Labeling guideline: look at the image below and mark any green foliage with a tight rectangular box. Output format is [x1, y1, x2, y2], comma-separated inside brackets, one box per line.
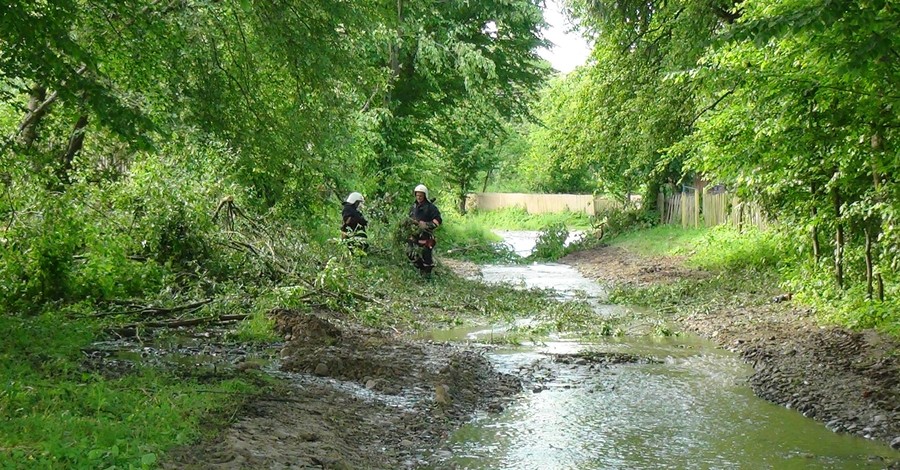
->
[438, 212, 519, 263]
[518, 75, 599, 194]
[593, 206, 657, 237]
[232, 310, 280, 343]
[685, 227, 786, 272]
[361, 0, 550, 197]
[530, 224, 569, 261]
[606, 225, 707, 258]
[608, 224, 784, 272]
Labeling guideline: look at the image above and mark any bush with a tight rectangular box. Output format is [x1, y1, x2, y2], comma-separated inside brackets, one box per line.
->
[530, 223, 569, 261]
[0, 194, 84, 312]
[593, 207, 657, 238]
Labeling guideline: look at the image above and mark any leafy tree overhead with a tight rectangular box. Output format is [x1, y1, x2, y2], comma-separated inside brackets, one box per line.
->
[429, 96, 506, 214]
[363, 0, 550, 198]
[682, 0, 899, 297]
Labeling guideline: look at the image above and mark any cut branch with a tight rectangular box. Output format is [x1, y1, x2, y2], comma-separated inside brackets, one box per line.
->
[92, 298, 214, 318]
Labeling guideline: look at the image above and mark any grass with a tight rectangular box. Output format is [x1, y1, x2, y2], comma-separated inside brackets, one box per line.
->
[462, 207, 592, 231]
[610, 225, 784, 271]
[0, 311, 259, 468]
[605, 224, 899, 338]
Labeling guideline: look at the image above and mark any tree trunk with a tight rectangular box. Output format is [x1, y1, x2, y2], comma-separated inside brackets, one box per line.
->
[481, 168, 492, 193]
[18, 84, 51, 148]
[832, 186, 844, 290]
[457, 192, 467, 215]
[864, 225, 873, 300]
[57, 114, 89, 185]
[810, 183, 820, 261]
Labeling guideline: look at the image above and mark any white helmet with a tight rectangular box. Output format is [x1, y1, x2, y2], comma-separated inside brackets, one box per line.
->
[345, 192, 364, 204]
[413, 184, 429, 199]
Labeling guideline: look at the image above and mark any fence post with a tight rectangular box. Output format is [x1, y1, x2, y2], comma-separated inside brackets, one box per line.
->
[694, 188, 701, 228]
[657, 193, 664, 224]
[681, 192, 687, 228]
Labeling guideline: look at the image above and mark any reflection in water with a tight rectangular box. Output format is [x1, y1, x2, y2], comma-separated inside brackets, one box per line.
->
[430, 244, 898, 469]
[438, 338, 896, 469]
[491, 230, 585, 258]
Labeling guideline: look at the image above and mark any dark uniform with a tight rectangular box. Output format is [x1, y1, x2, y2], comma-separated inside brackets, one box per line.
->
[407, 199, 442, 274]
[341, 201, 368, 252]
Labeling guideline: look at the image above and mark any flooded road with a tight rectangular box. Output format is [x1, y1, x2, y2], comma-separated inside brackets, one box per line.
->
[425, 232, 898, 469]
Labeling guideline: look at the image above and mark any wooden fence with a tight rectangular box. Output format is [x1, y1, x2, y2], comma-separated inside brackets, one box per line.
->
[657, 188, 768, 230]
[467, 192, 630, 216]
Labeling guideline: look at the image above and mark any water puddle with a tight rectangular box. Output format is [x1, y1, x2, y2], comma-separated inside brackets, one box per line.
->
[428, 232, 898, 469]
[83, 327, 279, 376]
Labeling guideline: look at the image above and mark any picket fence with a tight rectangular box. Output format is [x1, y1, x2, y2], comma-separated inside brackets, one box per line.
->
[657, 188, 768, 230]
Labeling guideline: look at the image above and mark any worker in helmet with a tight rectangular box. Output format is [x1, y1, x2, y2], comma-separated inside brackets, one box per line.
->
[341, 192, 368, 252]
[407, 184, 442, 274]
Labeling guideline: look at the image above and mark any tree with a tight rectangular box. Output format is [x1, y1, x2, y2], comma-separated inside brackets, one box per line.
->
[362, 0, 550, 199]
[429, 97, 506, 213]
[683, 0, 899, 296]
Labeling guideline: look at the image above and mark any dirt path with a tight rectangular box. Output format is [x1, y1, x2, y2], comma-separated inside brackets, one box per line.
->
[563, 245, 900, 451]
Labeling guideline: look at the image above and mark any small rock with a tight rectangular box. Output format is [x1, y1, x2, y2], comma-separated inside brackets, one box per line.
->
[235, 361, 261, 371]
[771, 293, 792, 303]
[366, 379, 377, 390]
[532, 386, 543, 393]
[400, 439, 415, 448]
[890, 436, 900, 450]
[284, 334, 292, 341]
[314, 362, 329, 376]
[435, 383, 451, 405]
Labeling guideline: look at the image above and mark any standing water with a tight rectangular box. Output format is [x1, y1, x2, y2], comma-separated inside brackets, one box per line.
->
[426, 232, 898, 469]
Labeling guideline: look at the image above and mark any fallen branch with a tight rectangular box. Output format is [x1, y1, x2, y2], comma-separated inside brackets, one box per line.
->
[92, 298, 213, 318]
[109, 314, 249, 336]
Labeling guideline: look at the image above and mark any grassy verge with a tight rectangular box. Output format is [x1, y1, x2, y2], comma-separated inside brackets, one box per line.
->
[604, 225, 899, 337]
[461, 207, 592, 231]
[0, 311, 261, 468]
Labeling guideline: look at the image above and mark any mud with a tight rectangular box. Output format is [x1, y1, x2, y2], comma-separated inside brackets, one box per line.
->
[163, 309, 522, 469]
[563, 244, 900, 450]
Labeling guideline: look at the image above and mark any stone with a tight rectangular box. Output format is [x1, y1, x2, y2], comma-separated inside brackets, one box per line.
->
[890, 436, 900, 450]
[314, 362, 329, 376]
[366, 379, 377, 390]
[435, 383, 451, 405]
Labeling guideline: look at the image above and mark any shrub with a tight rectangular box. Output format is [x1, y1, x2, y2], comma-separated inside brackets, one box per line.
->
[530, 223, 569, 261]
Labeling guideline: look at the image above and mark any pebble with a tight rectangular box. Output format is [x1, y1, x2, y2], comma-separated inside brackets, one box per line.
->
[314, 362, 329, 376]
[891, 436, 900, 450]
